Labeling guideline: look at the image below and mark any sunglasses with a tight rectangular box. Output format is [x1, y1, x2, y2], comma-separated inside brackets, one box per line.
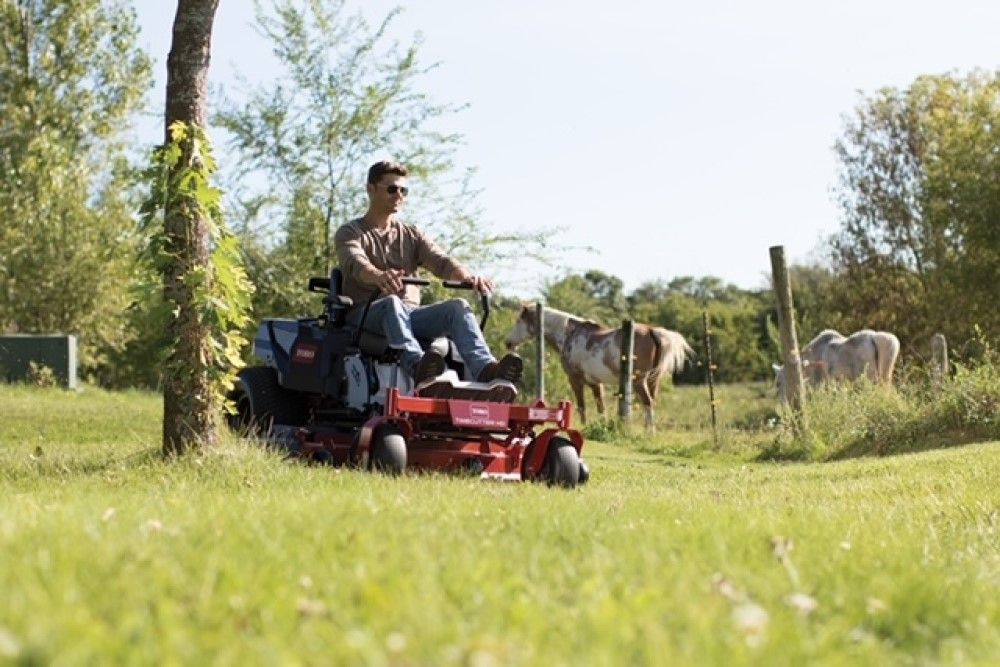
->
[385, 185, 409, 196]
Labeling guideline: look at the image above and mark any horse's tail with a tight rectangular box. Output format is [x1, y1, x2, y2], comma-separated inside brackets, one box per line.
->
[651, 327, 694, 378]
[873, 331, 900, 383]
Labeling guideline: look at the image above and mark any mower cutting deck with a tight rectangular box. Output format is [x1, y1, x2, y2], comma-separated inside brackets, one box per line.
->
[290, 384, 585, 485]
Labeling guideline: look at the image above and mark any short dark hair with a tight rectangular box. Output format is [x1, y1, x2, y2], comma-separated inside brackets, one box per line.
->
[367, 160, 408, 185]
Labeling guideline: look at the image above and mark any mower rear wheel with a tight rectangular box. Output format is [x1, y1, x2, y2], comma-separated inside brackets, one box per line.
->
[540, 436, 581, 488]
[227, 366, 306, 436]
[370, 425, 407, 475]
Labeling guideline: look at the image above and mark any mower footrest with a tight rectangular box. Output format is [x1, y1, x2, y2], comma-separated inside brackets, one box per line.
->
[415, 372, 517, 403]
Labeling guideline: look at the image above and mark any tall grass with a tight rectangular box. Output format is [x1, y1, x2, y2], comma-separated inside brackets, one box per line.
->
[763, 356, 1000, 461]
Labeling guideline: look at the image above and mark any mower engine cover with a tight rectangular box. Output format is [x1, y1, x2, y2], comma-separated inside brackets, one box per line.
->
[253, 318, 353, 397]
[344, 354, 414, 410]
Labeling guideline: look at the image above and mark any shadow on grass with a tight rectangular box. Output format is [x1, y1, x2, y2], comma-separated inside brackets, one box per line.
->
[5, 446, 164, 482]
[755, 426, 999, 463]
[823, 426, 997, 461]
[754, 442, 812, 462]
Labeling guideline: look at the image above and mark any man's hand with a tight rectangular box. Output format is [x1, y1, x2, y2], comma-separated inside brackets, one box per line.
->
[375, 268, 406, 294]
[464, 274, 495, 295]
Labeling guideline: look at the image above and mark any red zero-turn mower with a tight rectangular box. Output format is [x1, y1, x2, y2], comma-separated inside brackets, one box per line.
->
[228, 269, 589, 487]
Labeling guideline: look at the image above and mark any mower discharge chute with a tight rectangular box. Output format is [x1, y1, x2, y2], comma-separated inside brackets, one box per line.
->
[229, 269, 589, 487]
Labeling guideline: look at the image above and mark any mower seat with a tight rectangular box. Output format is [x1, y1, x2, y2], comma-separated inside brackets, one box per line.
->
[355, 330, 450, 361]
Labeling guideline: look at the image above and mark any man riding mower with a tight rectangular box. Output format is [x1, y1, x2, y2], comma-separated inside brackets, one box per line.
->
[229, 269, 589, 487]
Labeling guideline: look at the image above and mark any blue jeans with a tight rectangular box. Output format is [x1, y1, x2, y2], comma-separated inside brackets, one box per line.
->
[348, 296, 495, 379]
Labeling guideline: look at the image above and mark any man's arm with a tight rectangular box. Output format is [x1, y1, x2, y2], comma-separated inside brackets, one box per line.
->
[334, 224, 379, 284]
[411, 225, 462, 278]
[411, 225, 494, 294]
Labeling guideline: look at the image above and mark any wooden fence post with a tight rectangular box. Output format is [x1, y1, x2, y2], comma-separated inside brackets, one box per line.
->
[702, 311, 719, 448]
[931, 333, 948, 393]
[618, 319, 635, 421]
[769, 245, 807, 434]
[535, 302, 545, 401]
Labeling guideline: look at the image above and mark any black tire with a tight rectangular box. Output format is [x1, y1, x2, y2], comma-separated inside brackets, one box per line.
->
[310, 449, 334, 466]
[540, 437, 581, 488]
[227, 366, 306, 435]
[370, 425, 407, 475]
[269, 424, 304, 457]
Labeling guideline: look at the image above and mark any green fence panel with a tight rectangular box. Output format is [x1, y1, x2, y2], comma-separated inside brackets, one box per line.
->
[0, 335, 78, 389]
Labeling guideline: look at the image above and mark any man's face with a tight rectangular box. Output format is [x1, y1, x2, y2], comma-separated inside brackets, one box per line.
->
[367, 174, 409, 215]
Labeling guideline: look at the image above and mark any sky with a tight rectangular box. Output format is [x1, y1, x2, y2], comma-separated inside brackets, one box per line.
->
[134, 1, 1000, 296]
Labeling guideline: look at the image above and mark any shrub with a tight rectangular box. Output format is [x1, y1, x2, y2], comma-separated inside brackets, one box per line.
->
[27, 362, 58, 388]
[581, 417, 631, 442]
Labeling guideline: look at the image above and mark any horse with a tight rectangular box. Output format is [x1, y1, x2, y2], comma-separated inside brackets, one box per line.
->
[504, 304, 694, 428]
[773, 329, 901, 402]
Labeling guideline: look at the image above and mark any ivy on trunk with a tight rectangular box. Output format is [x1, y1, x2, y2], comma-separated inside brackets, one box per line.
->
[148, 0, 254, 456]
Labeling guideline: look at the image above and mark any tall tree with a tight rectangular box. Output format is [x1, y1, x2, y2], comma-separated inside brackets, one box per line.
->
[0, 0, 151, 378]
[542, 270, 629, 325]
[631, 277, 773, 383]
[833, 72, 1000, 351]
[160, 0, 222, 454]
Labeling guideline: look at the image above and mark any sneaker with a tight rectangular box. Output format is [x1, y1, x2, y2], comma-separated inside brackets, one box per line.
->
[477, 353, 523, 383]
[412, 350, 447, 384]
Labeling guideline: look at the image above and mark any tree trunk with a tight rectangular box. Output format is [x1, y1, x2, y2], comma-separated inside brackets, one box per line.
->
[162, 0, 220, 456]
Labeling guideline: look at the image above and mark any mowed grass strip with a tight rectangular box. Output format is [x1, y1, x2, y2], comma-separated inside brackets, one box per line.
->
[1, 386, 998, 665]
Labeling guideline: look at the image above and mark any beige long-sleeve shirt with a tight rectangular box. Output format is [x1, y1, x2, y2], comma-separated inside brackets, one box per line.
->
[334, 217, 465, 309]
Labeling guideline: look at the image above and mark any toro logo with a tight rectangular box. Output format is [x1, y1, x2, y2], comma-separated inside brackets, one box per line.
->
[292, 343, 319, 365]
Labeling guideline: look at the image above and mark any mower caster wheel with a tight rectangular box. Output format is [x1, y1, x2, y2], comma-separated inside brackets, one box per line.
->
[541, 436, 581, 488]
[370, 425, 407, 475]
[578, 459, 590, 485]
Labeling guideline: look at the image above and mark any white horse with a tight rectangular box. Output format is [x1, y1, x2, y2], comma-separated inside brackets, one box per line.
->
[774, 329, 901, 402]
[505, 304, 694, 427]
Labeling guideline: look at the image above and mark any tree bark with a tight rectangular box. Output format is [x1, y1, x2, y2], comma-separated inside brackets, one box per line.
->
[162, 0, 220, 456]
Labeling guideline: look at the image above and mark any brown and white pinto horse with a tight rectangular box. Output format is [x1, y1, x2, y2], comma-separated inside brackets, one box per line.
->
[505, 304, 694, 428]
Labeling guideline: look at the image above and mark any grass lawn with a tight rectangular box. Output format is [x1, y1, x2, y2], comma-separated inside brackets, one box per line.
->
[1, 384, 998, 665]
